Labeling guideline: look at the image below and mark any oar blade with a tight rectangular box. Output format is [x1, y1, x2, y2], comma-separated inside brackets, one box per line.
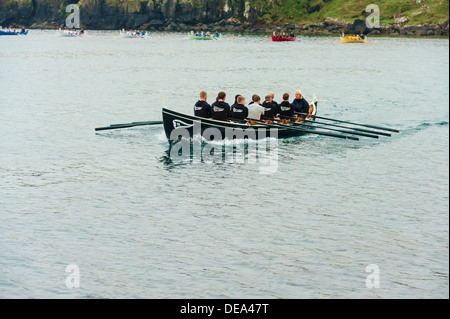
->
[95, 120, 163, 131]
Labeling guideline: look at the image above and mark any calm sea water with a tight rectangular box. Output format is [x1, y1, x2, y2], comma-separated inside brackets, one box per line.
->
[0, 30, 448, 299]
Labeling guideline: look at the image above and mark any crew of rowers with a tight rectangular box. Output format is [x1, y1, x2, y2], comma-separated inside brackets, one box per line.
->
[61, 28, 85, 35]
[194, 90, 314, 125]
[0, 26, 27, 34]
[273, 31, 296, 38]
[342, 33, 366, 40]
[193, 31, 221, 38]
[125, 29, 146, 36]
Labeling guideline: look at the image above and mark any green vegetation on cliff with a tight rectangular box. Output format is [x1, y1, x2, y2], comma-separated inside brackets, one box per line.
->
[1, 0, 448, 28]
[256, 0, 448, 25]
[102, 0, 449, 25]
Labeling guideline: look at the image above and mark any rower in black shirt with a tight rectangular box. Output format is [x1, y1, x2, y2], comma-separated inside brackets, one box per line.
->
[278, 93, 296, 120]
[211, 91, 231, 121]
[230, 96, 248, 122]
[230, 94, 241, 110]
[194, 91, 211, 118]
[262, 93, 279, 119]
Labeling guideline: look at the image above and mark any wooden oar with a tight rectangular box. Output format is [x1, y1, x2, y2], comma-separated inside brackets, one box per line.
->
[303, 119, 392, 137]
[248, 119, 359, 141]
[296, 112, 400, 133]
[95, 120, 162, 131]
[265, 116, 378, 138]
[266, 117, 377, 138]
[289, 121, 379, 139]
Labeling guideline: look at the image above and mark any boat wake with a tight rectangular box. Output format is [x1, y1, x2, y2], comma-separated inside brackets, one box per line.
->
[414, 120, 449, 131]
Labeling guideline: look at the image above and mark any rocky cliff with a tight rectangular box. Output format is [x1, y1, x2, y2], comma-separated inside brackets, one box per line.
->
[0, 0, 264, 29]
[1, 0, 448, 36]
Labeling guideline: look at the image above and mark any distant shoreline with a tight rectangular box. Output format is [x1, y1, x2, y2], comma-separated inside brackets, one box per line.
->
[17, 19, 449, 38]
[22, 23, 450, 38]
[2, 0, 448, 38]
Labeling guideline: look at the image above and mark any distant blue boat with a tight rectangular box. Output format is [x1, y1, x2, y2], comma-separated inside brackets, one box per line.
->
[0, 29, 28, 36]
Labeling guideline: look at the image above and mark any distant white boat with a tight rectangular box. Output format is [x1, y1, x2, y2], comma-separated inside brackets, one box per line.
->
[57, 28, 85, 37]
[120, 29, 148, 38]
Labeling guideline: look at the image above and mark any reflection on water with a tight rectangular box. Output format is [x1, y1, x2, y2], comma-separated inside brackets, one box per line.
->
[159, 136, 280, 175]
[0, 31, 448, 298]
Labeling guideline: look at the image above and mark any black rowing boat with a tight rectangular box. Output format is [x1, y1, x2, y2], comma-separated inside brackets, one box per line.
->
[162, 99, 318, 142]
[95, 98, 399, 141]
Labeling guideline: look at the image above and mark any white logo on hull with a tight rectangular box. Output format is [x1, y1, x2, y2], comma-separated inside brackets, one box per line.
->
[173, 119, 194, 129]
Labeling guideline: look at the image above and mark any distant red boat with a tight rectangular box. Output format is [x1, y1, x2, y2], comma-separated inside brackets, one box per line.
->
[271, 34, 296, 42]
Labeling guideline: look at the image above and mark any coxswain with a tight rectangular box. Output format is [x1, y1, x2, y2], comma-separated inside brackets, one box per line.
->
[292, 90, 309, 121]
[194, 91, 212, 118]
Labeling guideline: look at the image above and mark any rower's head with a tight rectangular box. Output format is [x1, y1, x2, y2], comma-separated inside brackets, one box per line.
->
[269, 91, 275, 99]
[237, 96, 246, 105]
[252, 94, 261, 104]
[283, 93, 289, 101]
[295, 90, 303, 99]
[200, 91, 207, 101]
[217, 91, 226, 101]
[234, 94, 241, 104]
[265, 94, 271, 103]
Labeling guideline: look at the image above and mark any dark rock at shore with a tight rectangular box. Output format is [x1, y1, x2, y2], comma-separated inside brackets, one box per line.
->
[0, 0, 33, 26]
[345, 19, 381, 35]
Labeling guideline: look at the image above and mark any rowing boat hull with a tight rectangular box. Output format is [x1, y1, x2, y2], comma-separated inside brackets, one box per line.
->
[340, 36, 367, 43]
[162, 107, 317, 142]
[57, 31, 84, 37]
[187, 33, 221, 40]
[0, 30, 28, 36]
[271, 35, 296, 42]
[120, 31, 147, 38]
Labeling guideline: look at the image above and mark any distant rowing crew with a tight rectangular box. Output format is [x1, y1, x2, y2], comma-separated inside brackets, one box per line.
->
[57, 28, 85, 36]
[191, 31, 221, 38]
[120, 29, 148, 38]
[193, 90, 315, 124]
[0, 26, 28, 35]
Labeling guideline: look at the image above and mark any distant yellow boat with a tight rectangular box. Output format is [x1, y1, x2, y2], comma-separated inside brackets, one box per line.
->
[340, 36, 367, 43]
